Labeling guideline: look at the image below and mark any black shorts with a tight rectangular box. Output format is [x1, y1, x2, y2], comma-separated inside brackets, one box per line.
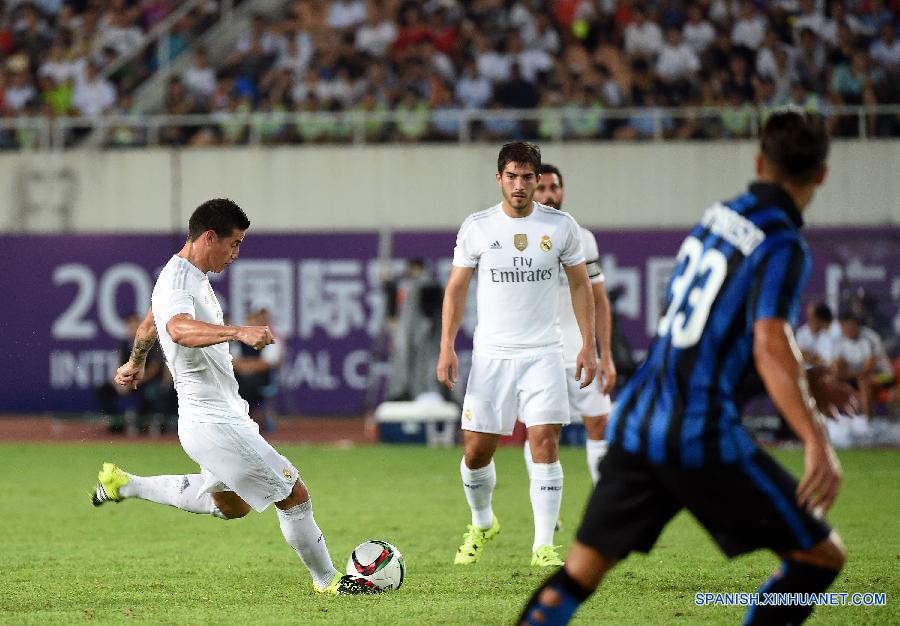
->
[576, 445, 832, 559]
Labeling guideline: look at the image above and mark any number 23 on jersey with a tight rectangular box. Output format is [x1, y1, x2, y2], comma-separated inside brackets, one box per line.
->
[657, 237, 728, 349]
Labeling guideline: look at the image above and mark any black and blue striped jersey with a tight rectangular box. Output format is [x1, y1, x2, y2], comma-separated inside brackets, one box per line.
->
[608, 183, 812, 467]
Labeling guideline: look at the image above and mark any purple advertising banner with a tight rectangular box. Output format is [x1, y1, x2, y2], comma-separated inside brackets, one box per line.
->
[1, 227, 897, 415]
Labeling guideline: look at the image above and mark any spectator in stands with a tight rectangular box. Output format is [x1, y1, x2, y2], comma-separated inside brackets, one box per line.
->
[160, 76, 197, 144]
[355, 2, 396, 58]
[474, 32, 512, 84]
[730, 0, 768, 51]
[327, 0, 367, 33]
[870, 24, 900, 73]
[494, 62, 540, 109]
[656, 26, 700, 103]
[95, 4, 142, 59]
[795, 28, 828, 94]
[183, 47, 216, 103]
[72, 60, 115, 117]
[532, 11, 561, 55]
[13, 3, 51, 69]
[393, 88, 428, 142]
[756, 31, 796, 104]
[5, 55, 36, 112]
[624, 4, 663, 60]
[391, 2, 429, 58]
[682, 4, 716, 55]
[455, 57, 492, 109]
[427, 6, 458, 54]
[796, 301, 837, 367]
[565, 84, 605, 139]
[509, 31, 552, 84]
[351, 89, 389, 142]
[232, 308, 283, 430]
[832, 310, 893, 418]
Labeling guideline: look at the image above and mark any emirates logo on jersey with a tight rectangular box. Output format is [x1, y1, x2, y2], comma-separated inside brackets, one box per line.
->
[514, 234, 528, 251]
[540, 235, 552, 252]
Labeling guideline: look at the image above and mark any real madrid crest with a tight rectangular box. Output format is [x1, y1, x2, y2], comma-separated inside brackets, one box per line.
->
[540, 235, 552, 252]
[514, 234, 528, 251]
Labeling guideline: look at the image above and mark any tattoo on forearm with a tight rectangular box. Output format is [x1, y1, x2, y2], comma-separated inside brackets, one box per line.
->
[131, 333, 157, 364]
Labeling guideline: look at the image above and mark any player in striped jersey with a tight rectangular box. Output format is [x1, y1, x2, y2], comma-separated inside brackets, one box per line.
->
[520, 111, 850, 626]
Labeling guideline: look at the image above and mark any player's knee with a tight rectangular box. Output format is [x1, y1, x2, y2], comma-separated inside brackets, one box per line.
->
[790, 532, 846, 571]
[583, 415, 607, 440]
[529, 437, 559, 463]
[464, 449, 493, 469]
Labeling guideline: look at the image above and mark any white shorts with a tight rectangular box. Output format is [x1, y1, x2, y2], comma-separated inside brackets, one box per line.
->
[178, 420, 298, 512]
[462, 352, 569, 436]
[565, 366, 612, 423]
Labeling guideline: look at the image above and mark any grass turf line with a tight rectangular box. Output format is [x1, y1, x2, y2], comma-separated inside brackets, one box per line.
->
[0, 443, 897, 625]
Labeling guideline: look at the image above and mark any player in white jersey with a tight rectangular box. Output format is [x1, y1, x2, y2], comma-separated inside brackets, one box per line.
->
[91, 199, 377, 596]
[524, 163, 617, 486]
[437, 142, 597, 568]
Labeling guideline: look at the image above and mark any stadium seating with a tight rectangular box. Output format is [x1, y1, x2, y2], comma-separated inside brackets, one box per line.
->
[1, 0, 898, 147]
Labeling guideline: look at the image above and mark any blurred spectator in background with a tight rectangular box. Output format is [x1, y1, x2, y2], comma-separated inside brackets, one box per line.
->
[832, 310, 893, 418]
[796, 301, 838, 367]
[95, 312, 170, 435]
[386, 258, 443, 402]
[183, 47, 217, 105]
[232, 308, 283, 430]
[624, 4, 663, 60]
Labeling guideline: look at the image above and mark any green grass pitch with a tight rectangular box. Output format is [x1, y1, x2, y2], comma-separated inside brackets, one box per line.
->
[0, 443, 897, 625]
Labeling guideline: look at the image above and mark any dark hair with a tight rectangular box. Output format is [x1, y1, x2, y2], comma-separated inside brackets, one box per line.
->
[497, 141, 541, 175]
[538, 163, 563, 187]
[813, 302, 833, 323]
[188, 198, 250, 241]
[837, 309, 858, 323]
[760, 109, 829, 185]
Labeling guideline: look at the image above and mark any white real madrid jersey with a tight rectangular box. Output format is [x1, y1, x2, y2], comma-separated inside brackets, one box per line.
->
[452, 202, 585, 358]
[152, 255, 250, 423]
[559, 226, 605, 368]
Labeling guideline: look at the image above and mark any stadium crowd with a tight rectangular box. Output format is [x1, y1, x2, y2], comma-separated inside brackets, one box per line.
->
[1, 0, 899, 145]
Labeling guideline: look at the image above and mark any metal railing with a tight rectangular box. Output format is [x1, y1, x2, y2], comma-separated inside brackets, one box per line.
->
[1, 104, 898, 150]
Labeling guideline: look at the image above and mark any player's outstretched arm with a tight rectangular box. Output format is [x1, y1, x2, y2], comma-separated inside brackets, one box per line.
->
[436, 266, 474, 391]
[114, 307, 157, 389]
[565, 262, 597, 389]
[753, 319, 842, 513]
[593, 282, 616, 394]
[167, 313, 274, 350]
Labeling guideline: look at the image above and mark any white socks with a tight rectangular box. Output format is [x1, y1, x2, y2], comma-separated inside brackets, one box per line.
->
[277, 499, 338, 590]
[526, 439, 608, 485]
[119, 474, 226, 518]
[460, 458, 496, 529]
[529, 461, 563, 552]
[586, 439, 609, 485]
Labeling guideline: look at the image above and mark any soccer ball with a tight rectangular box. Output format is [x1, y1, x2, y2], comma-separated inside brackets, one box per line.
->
[346, 540, 405, 590]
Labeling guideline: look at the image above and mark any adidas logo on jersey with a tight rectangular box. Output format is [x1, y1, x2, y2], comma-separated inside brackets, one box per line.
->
[489, 241, 502, 249]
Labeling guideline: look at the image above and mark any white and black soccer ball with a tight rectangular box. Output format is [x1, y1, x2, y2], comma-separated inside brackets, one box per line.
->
[346, 540, 405, 590]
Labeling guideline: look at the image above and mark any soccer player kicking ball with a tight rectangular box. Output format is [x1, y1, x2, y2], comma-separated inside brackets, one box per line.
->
[526, 163, 617, 486]
[520, 111, 849, 625]
[437, 142, 597, 567]
[92, 199, 377, 596]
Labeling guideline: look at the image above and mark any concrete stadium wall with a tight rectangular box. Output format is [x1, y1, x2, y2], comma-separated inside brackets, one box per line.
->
[1, 141, 897, 232]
